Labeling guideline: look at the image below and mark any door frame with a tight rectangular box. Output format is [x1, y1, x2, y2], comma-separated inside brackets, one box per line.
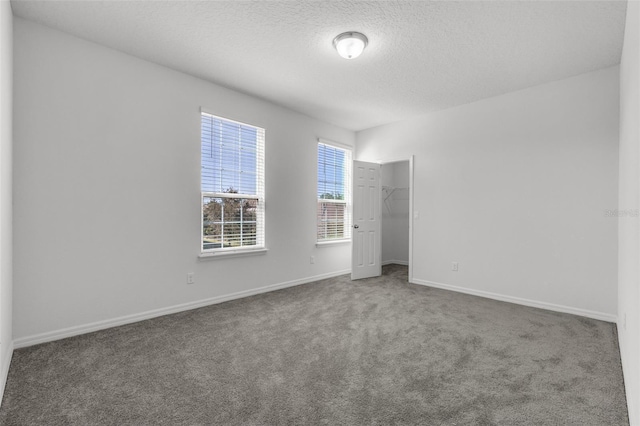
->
[377, 155, 414, 283]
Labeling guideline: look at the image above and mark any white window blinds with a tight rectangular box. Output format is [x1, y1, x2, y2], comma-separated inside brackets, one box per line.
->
[201, 112, 265, 252]
[317, 141, 352, 241]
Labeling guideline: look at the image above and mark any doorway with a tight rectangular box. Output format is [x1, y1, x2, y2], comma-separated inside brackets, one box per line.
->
[350, 156, 414, 282]
[380, 158, 413, 282]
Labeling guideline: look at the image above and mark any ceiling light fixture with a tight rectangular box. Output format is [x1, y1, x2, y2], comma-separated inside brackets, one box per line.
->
[333, 32, 368, 59]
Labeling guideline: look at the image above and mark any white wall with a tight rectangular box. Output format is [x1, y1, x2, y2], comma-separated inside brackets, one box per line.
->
[13, 18, 354, 343]
[618, 1, 639, 423]
[358, 67, 620, 320]
[381, 161, 409, 265]
[0, 0, 13, 399]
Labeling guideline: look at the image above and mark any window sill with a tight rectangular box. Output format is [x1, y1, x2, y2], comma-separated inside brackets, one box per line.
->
[199, 248, 268, 260]
[316, 239, 351, 248]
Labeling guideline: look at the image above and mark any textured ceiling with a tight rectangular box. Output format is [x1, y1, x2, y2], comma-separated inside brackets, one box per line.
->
[11, 0, 627, 131]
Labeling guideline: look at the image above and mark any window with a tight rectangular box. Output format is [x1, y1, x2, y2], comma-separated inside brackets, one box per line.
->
[317, 140, 352, 242]
[201, 112, 265, 253]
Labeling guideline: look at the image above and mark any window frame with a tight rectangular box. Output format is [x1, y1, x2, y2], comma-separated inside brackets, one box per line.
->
[200, 110, 266, 256]
[316, 138, 353, 244]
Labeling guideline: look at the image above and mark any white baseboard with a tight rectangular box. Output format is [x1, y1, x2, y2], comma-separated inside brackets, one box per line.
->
[0, 341, 14, 408]
[382, 260, 409, 266]
[14, 269, 350, 349]
[411, 278, 617, 323]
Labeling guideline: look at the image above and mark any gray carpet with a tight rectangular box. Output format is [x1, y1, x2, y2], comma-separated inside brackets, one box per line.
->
[0, 265, 628, 425]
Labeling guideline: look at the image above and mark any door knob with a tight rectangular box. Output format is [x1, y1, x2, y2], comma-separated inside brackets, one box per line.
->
[354, 224, 359, 229]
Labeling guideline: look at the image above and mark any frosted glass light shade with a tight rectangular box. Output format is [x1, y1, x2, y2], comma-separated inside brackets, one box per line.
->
[333, 32, 368, 59]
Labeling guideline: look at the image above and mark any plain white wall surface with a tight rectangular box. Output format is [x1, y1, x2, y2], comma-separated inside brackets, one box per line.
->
[357, 66, 620, 319]
[381, 161, 409, 265]
[618, 1, 639, 424]
[0, 0, 13, 399]
[13, 18, 354, 342]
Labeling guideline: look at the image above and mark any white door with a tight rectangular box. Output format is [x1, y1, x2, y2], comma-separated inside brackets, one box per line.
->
[352, 160, 381, 280]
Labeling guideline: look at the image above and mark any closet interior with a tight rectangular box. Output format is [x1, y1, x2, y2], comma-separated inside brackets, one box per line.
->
[380, 161, 410, 273]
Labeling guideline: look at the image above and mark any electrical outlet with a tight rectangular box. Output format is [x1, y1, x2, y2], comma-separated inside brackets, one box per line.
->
[310, 256, 315, 264]
[187, 273, 195, 285]
[451, 262, 459, 272]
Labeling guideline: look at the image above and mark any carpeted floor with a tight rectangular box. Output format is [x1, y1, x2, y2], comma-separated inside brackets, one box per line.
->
[0, 265, 629, 425]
